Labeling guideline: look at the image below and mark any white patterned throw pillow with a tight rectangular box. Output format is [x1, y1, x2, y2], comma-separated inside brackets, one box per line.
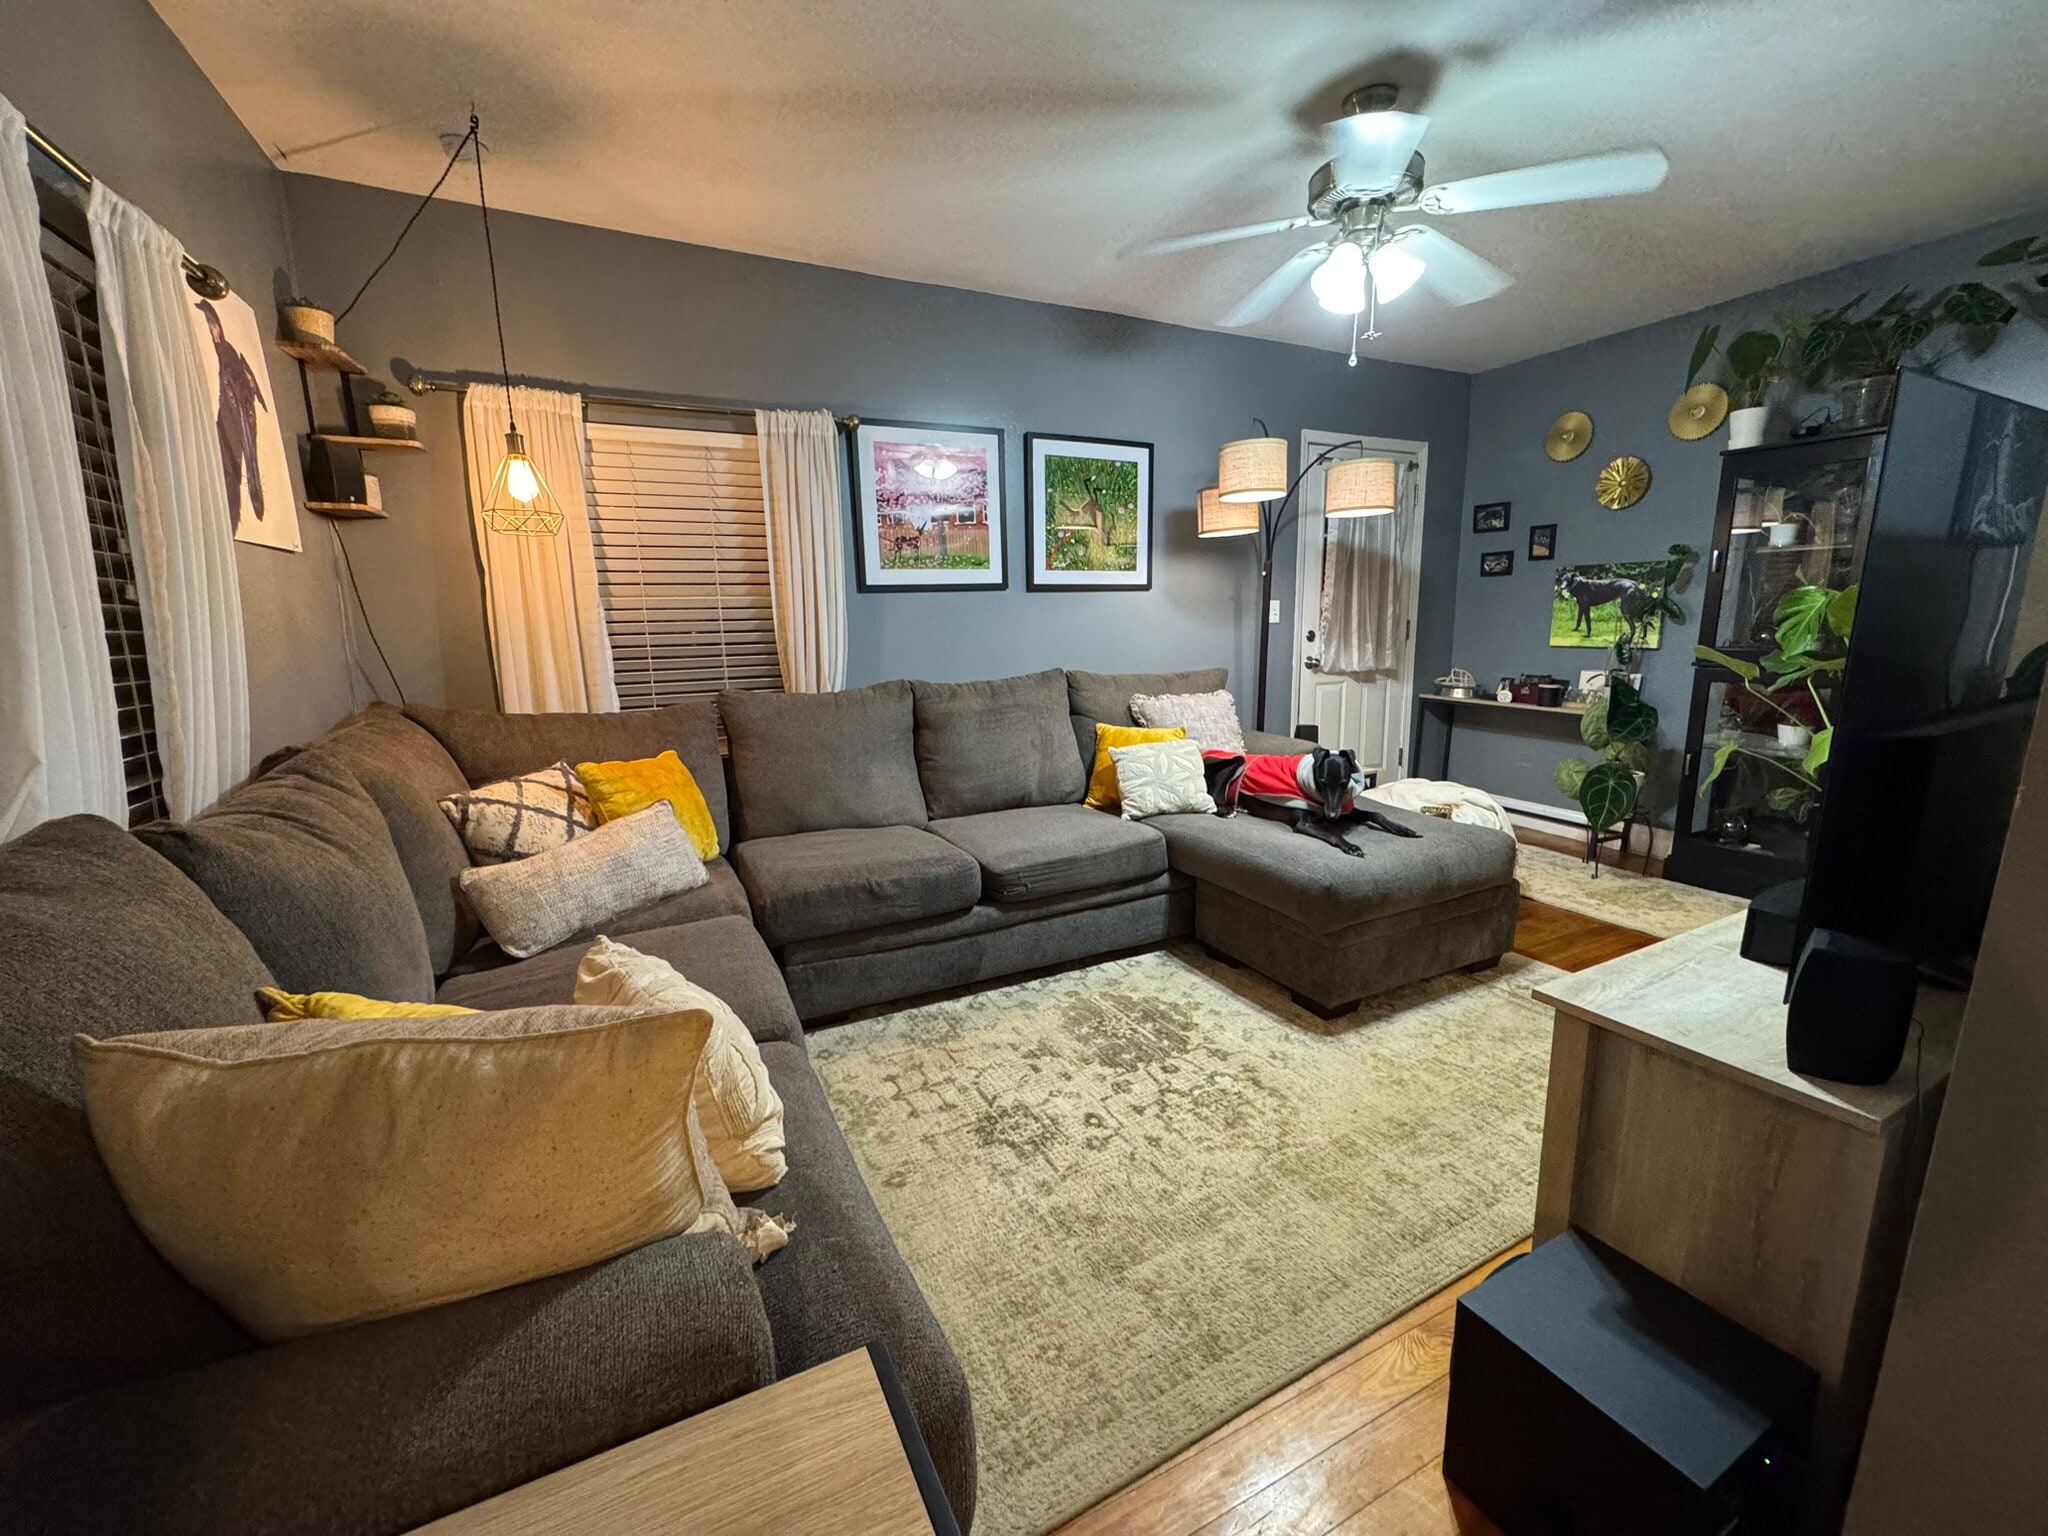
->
[1109, 739, 1218, 820]
[439, 761, 595, 865]
[1128, 689, 1247, 753]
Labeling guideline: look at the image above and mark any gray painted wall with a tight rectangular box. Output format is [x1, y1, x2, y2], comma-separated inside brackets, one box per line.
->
[5, 0, 357, 760]
[1450, 209, 2048, 824]
[280, 174, 1471, 730]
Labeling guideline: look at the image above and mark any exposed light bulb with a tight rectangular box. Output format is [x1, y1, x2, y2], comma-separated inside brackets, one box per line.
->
[1310, 241, 1367, 315]
[504, 454, 541, 505]
[1368, 240, 1425, 303]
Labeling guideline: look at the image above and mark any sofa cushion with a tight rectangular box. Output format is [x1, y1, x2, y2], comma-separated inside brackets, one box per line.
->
[912, 669, 1085, 818]
[720, 680, 925, 840]
[730, 826, 982, 947]
[436, 914, 803, 1049]
[1067, 666, 1229, 727]
[1153, 805, 1517, 934]
[407, 699, 731, 852]
[442, 860, 750, 975]
[138, 747, 436, 1003]
[929, 804, 1167, 901]
[742, 1042, 976, 1528]
[0, 816, 266, 1416]
[316, 703, 478, 974]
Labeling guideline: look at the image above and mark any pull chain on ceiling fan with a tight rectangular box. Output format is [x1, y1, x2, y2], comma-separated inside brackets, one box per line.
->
[1143, 84, 1670, 361]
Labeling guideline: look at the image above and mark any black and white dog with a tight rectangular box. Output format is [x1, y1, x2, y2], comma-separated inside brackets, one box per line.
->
[1203, 746, 1422, 859]
[1556, 569, 1652, 638]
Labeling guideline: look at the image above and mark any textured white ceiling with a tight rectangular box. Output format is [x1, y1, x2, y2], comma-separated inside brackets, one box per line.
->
[151, 0, 2048, 372]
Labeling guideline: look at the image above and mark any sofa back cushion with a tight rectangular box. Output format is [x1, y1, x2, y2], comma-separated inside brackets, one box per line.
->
[720, 681, 926, 840]
[314, 703, 478, 974]
[406, 699, 731, 852]
[0, 816, 268, 1415]
[1065, 666, 1229, 769]
[912, 669, 1085, 819]
[139, 749, 436, 1003]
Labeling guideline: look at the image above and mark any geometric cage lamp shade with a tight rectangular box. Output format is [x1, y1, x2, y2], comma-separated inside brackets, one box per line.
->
[481, 427, 564, 536]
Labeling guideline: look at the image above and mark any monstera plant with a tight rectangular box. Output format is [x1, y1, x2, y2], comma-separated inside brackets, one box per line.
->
[1553, 544, 1697, 846]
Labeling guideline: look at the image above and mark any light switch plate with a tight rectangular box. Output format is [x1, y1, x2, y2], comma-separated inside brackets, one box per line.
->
[1268, 599, 1281, 624]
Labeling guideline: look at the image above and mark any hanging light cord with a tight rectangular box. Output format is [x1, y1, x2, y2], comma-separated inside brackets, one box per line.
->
[334, 120, 477, 324]
[470, 111, 517, 436]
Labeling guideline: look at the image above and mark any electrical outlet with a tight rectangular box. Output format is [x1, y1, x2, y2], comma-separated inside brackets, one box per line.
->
[1268, 599, 1281, 624]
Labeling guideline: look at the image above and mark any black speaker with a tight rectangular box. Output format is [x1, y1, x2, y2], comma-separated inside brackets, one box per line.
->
[1741, 878, 1804, 967]
[1785, 928, 1917, 1084]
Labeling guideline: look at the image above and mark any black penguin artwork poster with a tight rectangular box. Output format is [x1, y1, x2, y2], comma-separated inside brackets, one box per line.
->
[186, 291, 301, 552]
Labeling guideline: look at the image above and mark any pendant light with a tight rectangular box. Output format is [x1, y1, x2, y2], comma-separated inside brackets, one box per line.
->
[1325, 457, 1397, 518]
[468, 114, 561, 537]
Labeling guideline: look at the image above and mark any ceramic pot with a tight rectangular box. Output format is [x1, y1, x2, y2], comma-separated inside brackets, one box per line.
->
[1836, 375, 1898, 429]
[366, 402, 417, 438]
[1766, 520, 1801, 548]
[1727, 406, 1771, 450]
[279, 303, 335, 345]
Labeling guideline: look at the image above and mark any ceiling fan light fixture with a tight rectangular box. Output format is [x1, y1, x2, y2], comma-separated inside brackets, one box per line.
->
[1368, 240, 1426, 303]
[1309, 240, 1367, 315]
[1325, 457, 1397, 518]
[1218, 436, 1289, 503]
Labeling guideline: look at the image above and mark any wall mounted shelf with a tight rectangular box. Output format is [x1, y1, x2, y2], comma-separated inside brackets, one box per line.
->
[309, 433, 425, 453]
[304, 500, 387, 519]
[277, 337, 365, 374]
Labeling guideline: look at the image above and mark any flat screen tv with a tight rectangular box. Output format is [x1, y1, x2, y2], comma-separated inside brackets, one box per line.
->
[1798, 372, 2048, 988]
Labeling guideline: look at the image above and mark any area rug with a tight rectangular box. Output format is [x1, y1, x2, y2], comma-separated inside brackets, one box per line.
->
[809, 944, 1562, 1536]
[1515, 843, 1747, 938]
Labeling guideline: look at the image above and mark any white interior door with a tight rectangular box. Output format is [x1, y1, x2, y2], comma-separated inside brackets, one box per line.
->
[1291, 431, 1425, 784]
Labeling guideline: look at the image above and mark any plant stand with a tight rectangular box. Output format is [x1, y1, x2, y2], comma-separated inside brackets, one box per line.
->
[1582, 814, 1646, 878]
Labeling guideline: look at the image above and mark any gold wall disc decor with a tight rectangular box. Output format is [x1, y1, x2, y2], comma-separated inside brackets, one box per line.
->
[1544, 410, 1594, 462]
[1668, 382, 1730, 441]
[1595, 455, 1652, 509]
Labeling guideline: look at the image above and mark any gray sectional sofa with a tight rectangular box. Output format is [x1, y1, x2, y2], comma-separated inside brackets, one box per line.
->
[0, 663, 1517, 1535]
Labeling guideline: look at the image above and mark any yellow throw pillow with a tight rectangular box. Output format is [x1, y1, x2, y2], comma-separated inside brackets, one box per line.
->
[576, 750, 719, 861]
[259, 988, 478, 1022]
[1085, 723, 1188, 811]
[573, 936, 786, 1192]
[74, 1005, 791, 1341]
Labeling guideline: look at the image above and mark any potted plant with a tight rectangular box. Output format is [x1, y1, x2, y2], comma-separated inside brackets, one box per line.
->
[1695, 581, 1857, 823]
[1794, 278, 2019, 428]
[366, 387, 418, 440]
[1687, 326, 1787, 447]
[1553, 545, 1697, 873]
[277, 295, 335, 348]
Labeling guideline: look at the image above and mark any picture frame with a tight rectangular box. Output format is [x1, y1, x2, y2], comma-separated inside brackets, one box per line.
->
[1025, 433, 1153, 591]
[847, 419, 1007, 592]
[1472, 500, 1511, 534]
[1480, 550, 1515, 578]
[1528, 523, 1557, 561]
[1551, 560, 1674, 649]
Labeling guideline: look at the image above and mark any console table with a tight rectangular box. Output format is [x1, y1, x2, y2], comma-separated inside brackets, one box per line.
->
[411, 1343, 958, 1535]
[1532, 915, 1963, 1524]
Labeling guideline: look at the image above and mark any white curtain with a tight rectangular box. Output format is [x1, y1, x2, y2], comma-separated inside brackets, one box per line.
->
[0, 98, 126, 839]
[88, 181, 248, 818]
[1318, 456, 1411, 676]
[755, 408, 846, 693]
[461, 384, 618, 713]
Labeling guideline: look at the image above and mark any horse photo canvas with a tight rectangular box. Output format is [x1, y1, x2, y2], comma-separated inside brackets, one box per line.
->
[850, 420, 1005, 590]
[1026, 433, 1152, 590]
[1551, 560, 1672, 649]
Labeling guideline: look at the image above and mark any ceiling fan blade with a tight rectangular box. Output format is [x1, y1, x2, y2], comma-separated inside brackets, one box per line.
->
[1419, 148, 1669, 215]
[1394, 226, 1513, 306]
[1323, 110, 1431, 191]
[1137, 216, 1318, 256]
[1221, 243, 1334, 328]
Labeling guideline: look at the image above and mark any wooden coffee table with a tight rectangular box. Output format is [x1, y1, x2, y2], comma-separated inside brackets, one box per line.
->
[411, 1342, 960, 1535]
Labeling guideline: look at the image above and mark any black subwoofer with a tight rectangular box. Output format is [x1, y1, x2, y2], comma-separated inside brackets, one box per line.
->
[1784, 927, 1919, 1085]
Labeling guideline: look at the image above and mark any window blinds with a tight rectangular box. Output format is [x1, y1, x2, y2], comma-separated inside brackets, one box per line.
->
[583, 421, 782, 708]
[40, 224, 168, 826]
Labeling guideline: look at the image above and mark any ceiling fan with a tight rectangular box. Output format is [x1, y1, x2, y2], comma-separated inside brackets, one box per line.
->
[1146, 85, 1669, 362]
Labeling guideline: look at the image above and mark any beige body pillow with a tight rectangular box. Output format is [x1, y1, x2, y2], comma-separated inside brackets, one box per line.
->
[75, 1005, 788, 1341]
[574, 937, 786, 1192]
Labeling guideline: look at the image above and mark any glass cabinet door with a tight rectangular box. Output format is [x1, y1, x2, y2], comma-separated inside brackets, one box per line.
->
[1687, 673, 1833, 872]
[1712, 442, 1876, 652]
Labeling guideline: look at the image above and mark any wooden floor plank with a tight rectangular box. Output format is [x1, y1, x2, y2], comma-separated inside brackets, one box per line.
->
[1512, 896, 1660, 973]
[1326, 1459, 1502, 1536]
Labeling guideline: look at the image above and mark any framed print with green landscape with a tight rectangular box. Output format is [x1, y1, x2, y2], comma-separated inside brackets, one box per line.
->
[1025, 433, 1153, 590]
[1551, 560, 1672, 649]
[848, 419, 1006, 591]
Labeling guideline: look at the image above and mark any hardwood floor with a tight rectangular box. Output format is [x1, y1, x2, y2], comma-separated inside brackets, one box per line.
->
[1050, 896, 1656, 1535]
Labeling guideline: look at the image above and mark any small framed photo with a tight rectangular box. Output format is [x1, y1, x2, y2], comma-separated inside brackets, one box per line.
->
[1528, 523, 1557, 561]
[1473, 500, 1511, 534]
[1026, 433, 1153, 591]
[1480, 550, 1515, 578]
[848, 419, 1007, 592]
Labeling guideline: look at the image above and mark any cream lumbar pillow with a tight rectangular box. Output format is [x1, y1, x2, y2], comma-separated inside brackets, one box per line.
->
[74, 1004, 790, 1342]
[574, 937, 786, 1192]
[459, 801, 708, 959]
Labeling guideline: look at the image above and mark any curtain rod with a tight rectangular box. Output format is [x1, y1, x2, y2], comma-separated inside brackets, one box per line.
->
[407, 371, 859, 428]
[23, 118, 230, 298]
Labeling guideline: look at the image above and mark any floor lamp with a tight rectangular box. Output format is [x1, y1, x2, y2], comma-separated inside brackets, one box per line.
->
[1201, 430, 1396, 731]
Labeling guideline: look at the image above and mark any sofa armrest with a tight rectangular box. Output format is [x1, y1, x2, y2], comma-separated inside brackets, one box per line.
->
[0, 1231, 774, 1535]
[1243, 728, 1318, 756]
